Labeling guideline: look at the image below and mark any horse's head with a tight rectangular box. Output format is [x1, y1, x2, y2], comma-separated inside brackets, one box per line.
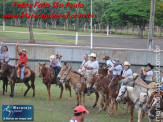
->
[57, 62, 69, 82]
[0, 62, 8, 74]
[59, 67, 71, 84]
[92, 74, 104, 92]
[38, 63, 46, 77]
[109, 75, 119, 88]
[138, 92, 148, 107]
[116, 85, 128, 102]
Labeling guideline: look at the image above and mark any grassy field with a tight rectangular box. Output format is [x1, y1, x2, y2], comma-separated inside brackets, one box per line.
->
[0, 26, 140, 41]
[0, 77, 149, 122]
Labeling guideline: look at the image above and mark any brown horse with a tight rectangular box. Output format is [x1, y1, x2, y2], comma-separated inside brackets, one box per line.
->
[0, 62, 35, 97]
[93, 75, 119, 117]
[39, 63, 69, 101]
[57, 63, 72, 100]
[58, 63, 99, 107]
[58, 66, 87, 106]
[98, 64, 108, 76]
[0, 61, 8, 95]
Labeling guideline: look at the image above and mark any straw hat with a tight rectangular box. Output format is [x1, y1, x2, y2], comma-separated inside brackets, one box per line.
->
[103, 56, 110, 60]
[88, 53, 96, 57]
[124, 61, 131, 67]
[21, 49, 27, 52]
[50, 55, 55, 61]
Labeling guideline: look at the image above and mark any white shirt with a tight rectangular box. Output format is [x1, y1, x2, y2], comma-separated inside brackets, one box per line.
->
[145, 70, 153, 81]
[81, 60, 89, 72]
[122, 68, 132, 78]
[86, 60, 99, 75]
[106, 60, 115, 67]
[109, 64, 122, 75]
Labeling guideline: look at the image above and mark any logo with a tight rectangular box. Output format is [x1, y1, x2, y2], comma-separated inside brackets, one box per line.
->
[2, 105, 33, 121]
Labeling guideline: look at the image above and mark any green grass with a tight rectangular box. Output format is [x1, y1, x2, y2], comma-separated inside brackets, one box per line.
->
[0, 77, 149, 122]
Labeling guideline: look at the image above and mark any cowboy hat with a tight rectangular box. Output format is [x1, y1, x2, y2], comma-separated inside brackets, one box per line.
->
[103, 56, 110, 60]
[50, 55, 55, 61]
[88, 53, 96, 57]
[21, 49, 27, 52]
[124, 61, 131, 67]
[146, 63, 154, 69]
[114, 58, 120, 62]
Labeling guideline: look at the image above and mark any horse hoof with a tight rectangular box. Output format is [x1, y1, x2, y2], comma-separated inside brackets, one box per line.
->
[69, 97, 72, 100]
[93, 104, 96, 108]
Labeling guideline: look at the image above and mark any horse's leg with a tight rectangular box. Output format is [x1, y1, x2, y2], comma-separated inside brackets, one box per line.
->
[115, 99, 119, 118]
[109, 98, 114, 116]
[5, 79, 8, 93]
[2, 80, 5, 95]
[67, 83, 72, 100]
[59, 84, 63, 100]
[98, 95, 104, 113]
[138, 108, 142, 122]
[10, 82, 15, 98]
[30, 73, 35, 97]
[79, 92, 82, 105]
[76, 93, 79, 106]
[24, 80, 31, 96]
[93, 91, 99, 108]
[47, 83, 51, 101]
[125, 102, 130, 114]
[129, 104, 134, 122]
[104, 95, 108, 111]
[82, 92, 85, 106]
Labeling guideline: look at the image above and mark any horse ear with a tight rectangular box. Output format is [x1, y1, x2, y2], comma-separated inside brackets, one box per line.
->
[44, 63, 46, 66]
[133, 73, 139, 80]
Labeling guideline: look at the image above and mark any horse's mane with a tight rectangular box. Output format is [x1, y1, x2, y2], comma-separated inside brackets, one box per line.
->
[136, 77, 149, 88]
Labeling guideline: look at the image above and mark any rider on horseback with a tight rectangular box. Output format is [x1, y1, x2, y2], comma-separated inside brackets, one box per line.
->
[16, 42, 28, 81]
[122, 61, 132, 78]
[0, 41, 10, 63]
[50, 52, 62, 77]
[108, 58, 122, 80]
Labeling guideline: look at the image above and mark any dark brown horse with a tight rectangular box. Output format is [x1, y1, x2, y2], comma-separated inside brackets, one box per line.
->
[98, 64, 108, 76]
[39, 63, 72, 101]
[0, 61, 8, 95]
[0, 62, 35, 97]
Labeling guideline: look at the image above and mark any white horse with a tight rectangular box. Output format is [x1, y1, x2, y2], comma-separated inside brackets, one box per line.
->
[116, 85, 155, 122]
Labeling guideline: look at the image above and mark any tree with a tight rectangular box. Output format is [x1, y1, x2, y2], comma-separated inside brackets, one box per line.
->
[103, 0, 150, 38]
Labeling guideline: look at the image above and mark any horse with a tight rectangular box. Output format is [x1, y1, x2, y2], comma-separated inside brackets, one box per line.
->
[117, 74, 155, 122]
[93, 74, 119, 118]
[98, 64, 108, 76]
[148, 95, 163, 120]
[0, 62, 35, 97]
[39, 63, 71, 101]
[0, 61, 8, 95]
[58, 65, 88, 106]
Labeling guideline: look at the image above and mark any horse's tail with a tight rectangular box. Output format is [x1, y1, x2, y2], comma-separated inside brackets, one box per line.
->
[30, 70, 36, 83]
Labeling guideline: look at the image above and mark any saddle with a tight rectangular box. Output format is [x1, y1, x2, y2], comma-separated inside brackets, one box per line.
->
[17, 67, 31, 78]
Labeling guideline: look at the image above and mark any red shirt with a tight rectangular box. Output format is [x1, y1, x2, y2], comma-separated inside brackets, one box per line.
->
[18, 52, 28, 66]
[69, 117, 80, 122]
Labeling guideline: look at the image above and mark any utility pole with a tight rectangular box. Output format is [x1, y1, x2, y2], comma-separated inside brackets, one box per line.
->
[3, 0, 5, 32]
[75, 0, 79, 45]
[90, 0, 93, 49]
[148, 0, 155, 50]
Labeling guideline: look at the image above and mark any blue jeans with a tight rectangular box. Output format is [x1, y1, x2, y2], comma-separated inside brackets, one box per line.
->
[53, 66, 61, 76]
[21, 67, 25, 79]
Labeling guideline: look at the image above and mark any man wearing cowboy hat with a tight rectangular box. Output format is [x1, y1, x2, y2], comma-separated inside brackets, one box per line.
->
[16, 42, 28, 80]
[141, 63, 154, 84]
[108, 58, 122, 79]
[78, 54, 89, 74]
[0, 41, 10, 63]
[85, 53, 99, 76]
[122, 61, 133, 78]
[103, 56, 115, 69]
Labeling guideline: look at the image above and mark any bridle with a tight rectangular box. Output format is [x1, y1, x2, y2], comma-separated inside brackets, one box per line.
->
[60, 67, 72, 83]
[117, 86, 128, 101]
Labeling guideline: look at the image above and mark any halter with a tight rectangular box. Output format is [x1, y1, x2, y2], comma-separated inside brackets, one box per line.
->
[60, 67, 72, 83]
[117, 86, 128, 101]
